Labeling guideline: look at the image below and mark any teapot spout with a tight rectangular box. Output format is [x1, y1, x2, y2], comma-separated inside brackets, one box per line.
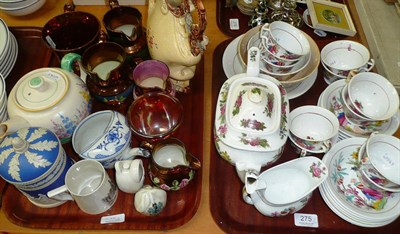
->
[0, 116, 30, 139]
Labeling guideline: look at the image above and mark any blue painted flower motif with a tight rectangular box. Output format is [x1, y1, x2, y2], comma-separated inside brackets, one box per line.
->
[147, 202, 164, 215]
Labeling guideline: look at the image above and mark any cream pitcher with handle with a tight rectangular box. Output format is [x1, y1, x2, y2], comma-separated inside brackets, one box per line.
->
[114, 159, 145, 194]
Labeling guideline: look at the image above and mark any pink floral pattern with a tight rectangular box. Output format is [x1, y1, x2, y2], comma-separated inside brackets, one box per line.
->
[309, 161, 327, 178]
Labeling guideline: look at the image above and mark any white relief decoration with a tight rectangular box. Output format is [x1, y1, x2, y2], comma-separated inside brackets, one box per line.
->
[0, 128, 56, 182]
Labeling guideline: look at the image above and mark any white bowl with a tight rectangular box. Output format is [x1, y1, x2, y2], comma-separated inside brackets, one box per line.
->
[289, 105, 339, 152]
[321, 40, 372, 73]
[365, 133, 400, 185]
[0, 0, 46, 16]
[238, 25, 320, 87]
[260, 21, 310, 60]
[347, 72, 399, 120]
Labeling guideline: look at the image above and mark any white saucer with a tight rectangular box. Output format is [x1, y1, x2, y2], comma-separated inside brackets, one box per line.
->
[1, 32, 18, 79]
[317, 80, 400, 138]
[223, 35, 246, 79]
[222, 35, 316, 100]
[319, 138, 400, 227]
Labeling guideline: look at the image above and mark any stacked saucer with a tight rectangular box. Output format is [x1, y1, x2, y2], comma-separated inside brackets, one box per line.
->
[319, 137, 400, 227]
[0, 73, 7, 122]
[0, 17, 18, 79]
[317, 79, 400, 140]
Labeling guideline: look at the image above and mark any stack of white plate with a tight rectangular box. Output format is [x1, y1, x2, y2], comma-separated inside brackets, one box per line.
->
[319, 138, 400, 227]
[0, 73, 7, 123]
[0, 0, 46, 16]
[317, 79, 400, 141]
[0, 17, 18, 79]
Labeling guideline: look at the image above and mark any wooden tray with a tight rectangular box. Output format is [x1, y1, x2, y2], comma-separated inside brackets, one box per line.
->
[1, 27, 204, 230]
[209, 37, 400, 234]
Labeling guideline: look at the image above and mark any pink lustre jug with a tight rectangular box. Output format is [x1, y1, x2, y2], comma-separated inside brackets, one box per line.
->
[147, 0, 208, 93]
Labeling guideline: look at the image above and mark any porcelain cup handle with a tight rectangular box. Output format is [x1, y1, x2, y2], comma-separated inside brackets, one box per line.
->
[363, 59, 375, 72]
[47, 185, 74, 201]
[321, 140, 332, 152]
[345, 69, 359, 83]
[299, 148, 308, 157]
[260, 23, 270, 41]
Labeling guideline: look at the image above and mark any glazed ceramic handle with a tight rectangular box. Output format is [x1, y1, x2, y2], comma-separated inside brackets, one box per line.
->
[60, 53, 86, 83]
[242, 186, 254, 205]
[47, 185, 74, 201]
[246, 47, 261, 77]
[260, 22, 270, 40]
[245, 170, 267, 195]
[363, 59, 375, 72]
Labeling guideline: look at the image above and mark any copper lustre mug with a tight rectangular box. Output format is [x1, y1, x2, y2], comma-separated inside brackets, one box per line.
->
[103, 0, 149, 59]
[61, 41, 134, 106]
[42, 1, 101, 61]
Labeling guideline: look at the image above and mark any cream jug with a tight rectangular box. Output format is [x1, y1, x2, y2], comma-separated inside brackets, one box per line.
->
[146, 0, 208, 92]
[114, 159, 145, 194]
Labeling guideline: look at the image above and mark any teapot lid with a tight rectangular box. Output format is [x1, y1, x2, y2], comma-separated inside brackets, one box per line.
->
[0, 127, 60, 183]
[13, 68, 69, 112]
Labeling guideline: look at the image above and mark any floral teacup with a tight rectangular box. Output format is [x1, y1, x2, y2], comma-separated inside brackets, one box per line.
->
[289, 105, 339, 153]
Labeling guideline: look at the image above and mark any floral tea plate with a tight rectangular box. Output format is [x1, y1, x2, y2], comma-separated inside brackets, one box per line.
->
[320, 138, 400, 222]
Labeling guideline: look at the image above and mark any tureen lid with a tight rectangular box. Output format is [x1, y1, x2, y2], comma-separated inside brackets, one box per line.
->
[0, 127, 60, 183]
[12, 68, 69, 112]
[215, 74, 289, 152]
[226, 77, 281, 136]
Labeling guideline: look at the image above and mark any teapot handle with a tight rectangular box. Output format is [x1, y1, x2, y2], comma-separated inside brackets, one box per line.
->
[60, 53, 87, 83]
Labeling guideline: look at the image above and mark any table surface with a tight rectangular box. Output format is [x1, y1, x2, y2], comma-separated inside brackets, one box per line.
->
[0, 0, 398, 233]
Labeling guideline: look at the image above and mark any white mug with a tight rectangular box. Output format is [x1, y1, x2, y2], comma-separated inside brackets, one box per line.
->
[47, 159, 118, 215]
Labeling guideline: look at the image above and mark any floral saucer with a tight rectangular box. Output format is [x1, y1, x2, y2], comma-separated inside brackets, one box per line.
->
[321, 138, 400, 221]
[317, 80, 400, 138]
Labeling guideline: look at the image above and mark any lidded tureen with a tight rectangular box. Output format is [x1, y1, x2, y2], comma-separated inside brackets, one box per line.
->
[0, 67, 91, 143]
[0, 127, 74, 208]
[214, 47, 289, 182]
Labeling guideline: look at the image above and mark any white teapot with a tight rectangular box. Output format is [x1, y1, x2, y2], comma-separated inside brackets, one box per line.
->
[214, 47, 289, 182]
[0, 67, 91, 143]
[0, 67, 91, 144]
[146, 0, 208, 92]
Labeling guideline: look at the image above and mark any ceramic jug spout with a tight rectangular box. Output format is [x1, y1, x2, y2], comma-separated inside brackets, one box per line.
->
[0, 116, 30, 139]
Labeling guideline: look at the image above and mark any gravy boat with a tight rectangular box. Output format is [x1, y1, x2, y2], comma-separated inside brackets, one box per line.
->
[245, 157, 328, 206]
